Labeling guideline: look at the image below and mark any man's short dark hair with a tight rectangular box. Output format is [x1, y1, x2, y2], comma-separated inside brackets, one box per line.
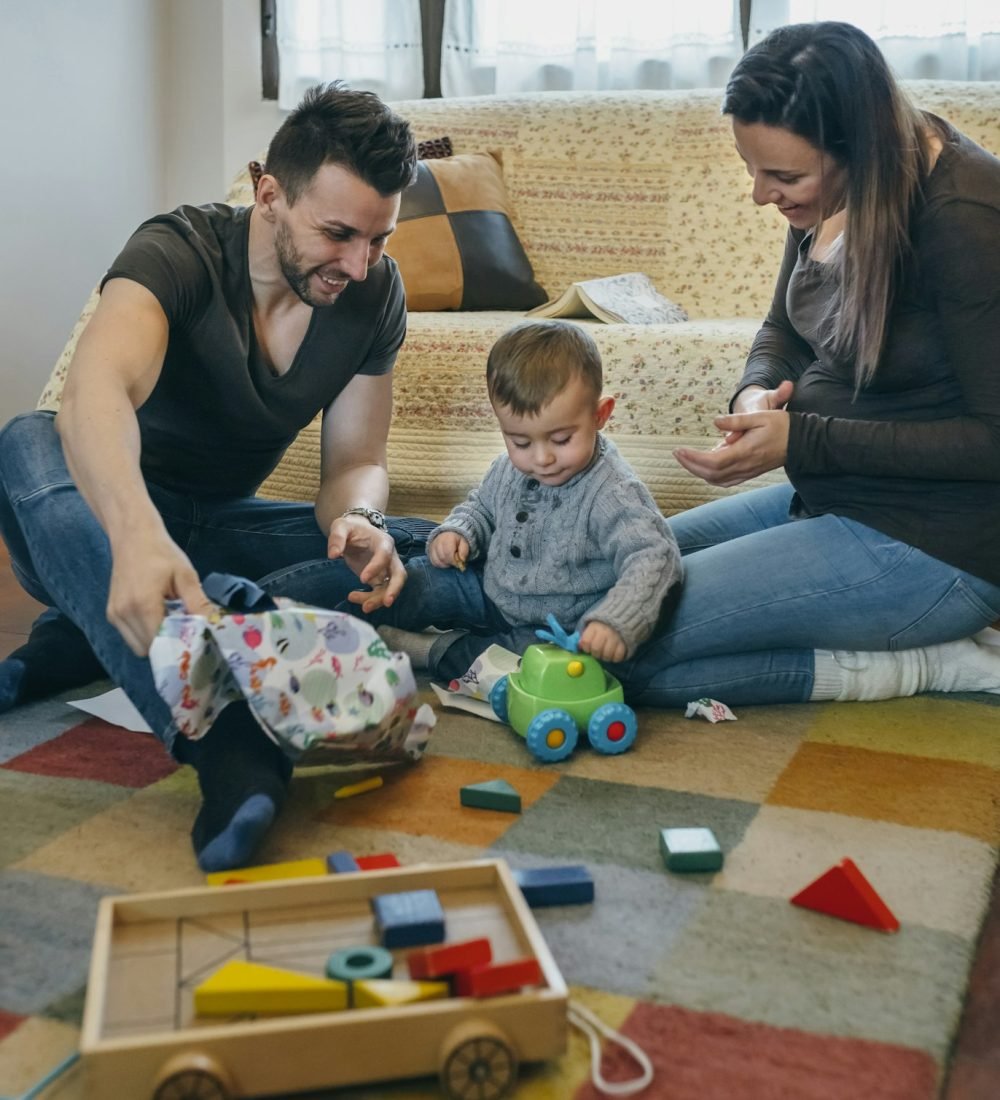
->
[265, 82, 417, 204]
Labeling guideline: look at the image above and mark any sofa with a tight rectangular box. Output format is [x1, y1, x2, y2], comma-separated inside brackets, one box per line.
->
[39, 82, 1000, 521]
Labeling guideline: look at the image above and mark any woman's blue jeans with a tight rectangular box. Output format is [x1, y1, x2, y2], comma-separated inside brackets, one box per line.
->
[0, 411, 432, 750]
[616, 484, 1000, 706]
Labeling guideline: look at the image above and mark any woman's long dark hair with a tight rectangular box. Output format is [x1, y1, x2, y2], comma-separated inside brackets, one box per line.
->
[723, 22, 933, 384]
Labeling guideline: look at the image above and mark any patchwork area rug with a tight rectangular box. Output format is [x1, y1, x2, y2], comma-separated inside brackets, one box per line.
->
[0, 680, 997, 1099]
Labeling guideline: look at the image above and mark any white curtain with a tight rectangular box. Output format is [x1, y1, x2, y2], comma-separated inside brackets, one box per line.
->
[441, 0, 743, 96]
[277, 0, 424, 109]
[750, 0, 1000, 80]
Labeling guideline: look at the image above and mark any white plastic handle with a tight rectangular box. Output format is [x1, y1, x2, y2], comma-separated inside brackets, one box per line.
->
[568, 999, 654, 1096]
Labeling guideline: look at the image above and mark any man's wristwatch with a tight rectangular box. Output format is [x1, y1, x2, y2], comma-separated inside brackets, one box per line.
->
[341, 506, 387, 531]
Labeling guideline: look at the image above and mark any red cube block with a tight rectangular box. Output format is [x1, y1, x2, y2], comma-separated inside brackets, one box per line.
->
[355, 853, 401, 871]
[407, 937, 493, 980]
[452, 956, 542, 998]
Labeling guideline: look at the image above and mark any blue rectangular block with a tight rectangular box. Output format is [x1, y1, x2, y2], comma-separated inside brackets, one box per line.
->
[371, 889, 446, 948]
[326, 850, 360, 873]
[513, 865, 594, 907]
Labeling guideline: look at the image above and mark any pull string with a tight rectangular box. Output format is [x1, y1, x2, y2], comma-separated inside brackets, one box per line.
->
[568, 998, 654, 1096]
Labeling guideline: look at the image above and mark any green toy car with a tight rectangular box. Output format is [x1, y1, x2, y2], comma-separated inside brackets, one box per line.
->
[489, 618, 638, 762]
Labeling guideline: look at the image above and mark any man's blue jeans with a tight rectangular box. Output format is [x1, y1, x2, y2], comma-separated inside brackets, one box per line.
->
[290, 483, 1000, 708]
[0, 411, 432, 751]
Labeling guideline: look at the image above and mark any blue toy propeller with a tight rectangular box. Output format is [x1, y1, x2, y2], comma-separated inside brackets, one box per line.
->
[535, 614, 581, 653]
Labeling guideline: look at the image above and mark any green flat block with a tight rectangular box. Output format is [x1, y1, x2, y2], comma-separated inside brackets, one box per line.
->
[460, 779, 522, 813]
[659, 827, 723, 873]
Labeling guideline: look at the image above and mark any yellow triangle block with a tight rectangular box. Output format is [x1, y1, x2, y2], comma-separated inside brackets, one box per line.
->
[194, 960, 348, 1016]
[206, 858, 328, 886]
[353, 978, 451, 1008]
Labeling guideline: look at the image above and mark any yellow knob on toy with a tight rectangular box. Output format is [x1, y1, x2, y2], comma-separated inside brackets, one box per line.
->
[566, 660, 585, 678]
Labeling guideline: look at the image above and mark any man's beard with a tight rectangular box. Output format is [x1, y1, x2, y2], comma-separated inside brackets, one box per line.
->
[274, 220, 340, 308]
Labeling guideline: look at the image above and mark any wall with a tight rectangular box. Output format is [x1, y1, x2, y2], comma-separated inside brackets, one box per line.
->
[2, 0, 281, 423]
[1, 0, 164, 421]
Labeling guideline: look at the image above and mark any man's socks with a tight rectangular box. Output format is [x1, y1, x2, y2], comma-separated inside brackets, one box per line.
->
[0, 614, 106, 713]
[177, 702, 293, 872]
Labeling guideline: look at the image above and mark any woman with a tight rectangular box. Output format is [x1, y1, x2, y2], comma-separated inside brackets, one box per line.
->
[617, 20, 1000, 706]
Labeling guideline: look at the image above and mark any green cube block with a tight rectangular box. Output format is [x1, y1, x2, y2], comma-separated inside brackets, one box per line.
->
[659, 827, 723, 873]
[460, 779, 521, 813]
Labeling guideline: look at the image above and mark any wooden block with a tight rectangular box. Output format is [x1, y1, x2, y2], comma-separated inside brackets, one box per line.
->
[353, 978, 450, 1008]
[355, 853, 401, 871]
[205, 857, 328, 886]
[325, 945, 394, 984]
[194, 960, 348, 1016]
[453, 956, 542, 998]
[407, 937, 493, 979]
[326, 850, 361, 874]
[659, 827, 724, 873]
[791, 857, 900, 932]
[513, 865, 594, 907]
[334, 775, 384, 799]
[460, 779, 522, 813]
[371, 889, 446, 949]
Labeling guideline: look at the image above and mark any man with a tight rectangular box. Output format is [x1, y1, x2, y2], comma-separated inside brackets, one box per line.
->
[0, 83, 430, 871]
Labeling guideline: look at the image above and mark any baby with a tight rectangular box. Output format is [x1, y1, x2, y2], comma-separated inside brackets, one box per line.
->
[355, 319, 682, 681]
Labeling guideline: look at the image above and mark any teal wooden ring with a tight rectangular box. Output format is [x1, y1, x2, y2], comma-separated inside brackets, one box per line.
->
[326, 945, 394, 982]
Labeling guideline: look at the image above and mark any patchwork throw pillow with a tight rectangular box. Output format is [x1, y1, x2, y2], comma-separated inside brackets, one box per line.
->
[387, 151, 547, 311]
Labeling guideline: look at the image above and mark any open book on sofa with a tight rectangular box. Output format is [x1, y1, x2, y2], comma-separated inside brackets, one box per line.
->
[527, 272, 687, 324]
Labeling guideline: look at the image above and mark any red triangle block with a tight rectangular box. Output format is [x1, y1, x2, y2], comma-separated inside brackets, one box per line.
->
[790, 857, 899, 932]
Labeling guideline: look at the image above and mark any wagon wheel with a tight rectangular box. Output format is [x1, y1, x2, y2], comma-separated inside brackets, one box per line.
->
[439, 1020, 518, 1100]
[153, 1053, 232, 1100]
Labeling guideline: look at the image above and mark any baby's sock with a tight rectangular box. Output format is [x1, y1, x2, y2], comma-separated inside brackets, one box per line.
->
[177, 702, 293, 872]
[0, 614, 106, 713]
[812, 634, 1000, 702]
[377, 625, 450, 670]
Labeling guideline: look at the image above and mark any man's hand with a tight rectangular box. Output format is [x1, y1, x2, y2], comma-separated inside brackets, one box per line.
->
[330, 514, 406, 613]
[107, 531, 213, 656]
[579, 621, 628, 664]
[428, 531, 470, 570]
[674, 380, 794, 488]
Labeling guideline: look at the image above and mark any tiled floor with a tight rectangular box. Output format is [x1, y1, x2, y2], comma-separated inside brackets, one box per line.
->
[0, 544, 997, 1097]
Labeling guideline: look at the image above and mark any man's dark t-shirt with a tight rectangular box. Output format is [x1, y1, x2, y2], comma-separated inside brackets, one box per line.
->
[101, 204, 406, 499]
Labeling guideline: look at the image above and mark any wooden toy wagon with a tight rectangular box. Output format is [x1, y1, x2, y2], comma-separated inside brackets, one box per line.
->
[79, 859, 568, 1099]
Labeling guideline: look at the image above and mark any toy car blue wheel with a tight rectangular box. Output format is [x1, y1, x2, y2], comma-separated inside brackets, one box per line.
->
[526, 709, 579, 762]
[490, 676, 509, 722]
[587, 702, 638, 755]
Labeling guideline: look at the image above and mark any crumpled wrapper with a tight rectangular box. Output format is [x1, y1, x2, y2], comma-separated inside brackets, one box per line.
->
[150, 599, 435, 763]
[684, 697, 737, 723]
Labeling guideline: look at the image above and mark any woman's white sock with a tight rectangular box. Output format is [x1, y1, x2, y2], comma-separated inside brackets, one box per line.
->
[812, 633, 1000, 701]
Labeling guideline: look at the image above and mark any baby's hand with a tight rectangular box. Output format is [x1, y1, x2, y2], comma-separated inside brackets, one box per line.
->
[428, 531, 470, 570]
[579, 621, 627, 664]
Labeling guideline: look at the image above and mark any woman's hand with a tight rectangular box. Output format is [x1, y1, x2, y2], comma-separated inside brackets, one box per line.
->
[674, 380, 794, 487]
[674, 408, 791, 487]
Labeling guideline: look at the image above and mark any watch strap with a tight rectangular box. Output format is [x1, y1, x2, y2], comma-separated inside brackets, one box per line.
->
[341, 506, 386, 530]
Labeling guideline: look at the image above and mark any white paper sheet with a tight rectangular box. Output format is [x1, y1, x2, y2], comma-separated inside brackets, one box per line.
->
[68, 687, 152, 733]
